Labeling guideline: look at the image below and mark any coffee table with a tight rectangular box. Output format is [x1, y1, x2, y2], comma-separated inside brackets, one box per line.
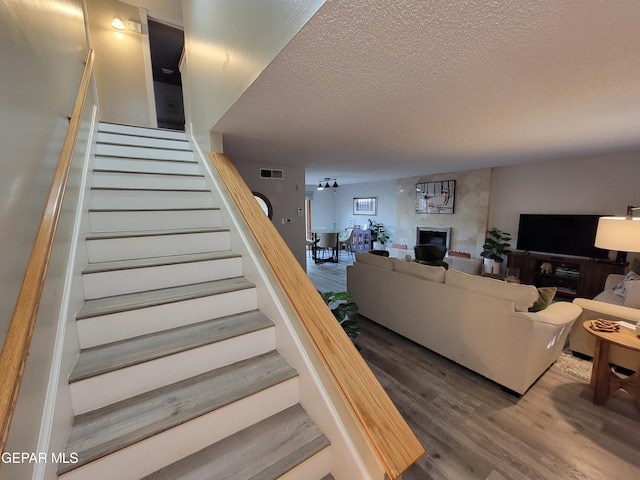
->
[582, 320, 640, 408]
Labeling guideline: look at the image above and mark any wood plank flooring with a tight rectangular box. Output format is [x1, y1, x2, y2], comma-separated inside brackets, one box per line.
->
[307, 260, 640, 480]
[305, 251, 354, 293]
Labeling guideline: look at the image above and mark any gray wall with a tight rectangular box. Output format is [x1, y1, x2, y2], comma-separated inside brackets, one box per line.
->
[312, 153, 640, 264]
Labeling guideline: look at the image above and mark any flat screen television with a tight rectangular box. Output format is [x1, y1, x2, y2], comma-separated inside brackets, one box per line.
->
[516, 214, 610, 259]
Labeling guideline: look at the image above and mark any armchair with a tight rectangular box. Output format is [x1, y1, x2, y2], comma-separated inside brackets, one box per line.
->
[414, 244, 448, 269]
[570, 273, 640, 371]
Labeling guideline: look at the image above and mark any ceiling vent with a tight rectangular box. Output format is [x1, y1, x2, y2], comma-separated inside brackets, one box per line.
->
[260, 168, 284, 180]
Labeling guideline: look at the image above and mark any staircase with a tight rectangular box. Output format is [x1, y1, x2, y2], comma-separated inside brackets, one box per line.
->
[59, 123, 334, 479]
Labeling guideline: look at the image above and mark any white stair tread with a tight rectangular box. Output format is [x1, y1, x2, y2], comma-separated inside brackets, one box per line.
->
[60, 351, 297, 475]
[99, 122, 186, 140]
[98, 132, 191, 150]
[77, 277, 254, 320]
[69, 310, 273, 382]
[89, 206, 219, 213]
[142, 404, 330, 480]
[94, 154, 197, 164]
[91, 186, 209, 193]
[93, 168, 204, 178]
[82, 251, 239, 275]
[85, 226, 229, 241]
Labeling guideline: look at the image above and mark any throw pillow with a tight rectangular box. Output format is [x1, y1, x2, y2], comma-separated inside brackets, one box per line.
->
[623, 279, 640, 309]
[613, 271, 640, 297]
[529, 287, 557, 312]
[631, 258, 640, 275]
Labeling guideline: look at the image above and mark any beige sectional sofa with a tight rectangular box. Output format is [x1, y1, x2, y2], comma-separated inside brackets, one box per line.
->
[570, 274, 640, 371]
[346, 252, 582, 395]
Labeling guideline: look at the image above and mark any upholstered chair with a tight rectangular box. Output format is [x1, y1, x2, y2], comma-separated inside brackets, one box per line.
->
[367, 249, 390, 257]
[414, 244, 448, 269]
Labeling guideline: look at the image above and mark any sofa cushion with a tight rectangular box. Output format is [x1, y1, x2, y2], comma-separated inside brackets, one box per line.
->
[623, 279, 640, 309]
[593, 289, 625, 305]
[355, 251, 394, 270]
[613, 270, 640, 297]
[529, 287, 557, 312]
[445, 269, 539, 312]
[393, 259, 446, 283]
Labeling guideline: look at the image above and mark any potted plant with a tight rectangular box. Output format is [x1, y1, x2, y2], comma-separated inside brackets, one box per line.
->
[481, 227, 512, 275]
[319, 291, 360, 341]
[369, 222, 390, 249]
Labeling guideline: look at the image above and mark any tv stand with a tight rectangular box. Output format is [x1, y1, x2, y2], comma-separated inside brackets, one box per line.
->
[507, 252, 627, 300]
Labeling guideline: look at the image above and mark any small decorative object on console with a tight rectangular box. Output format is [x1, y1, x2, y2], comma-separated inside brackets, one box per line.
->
[589, 319, 620, 332]
[540, 262, 553, 274]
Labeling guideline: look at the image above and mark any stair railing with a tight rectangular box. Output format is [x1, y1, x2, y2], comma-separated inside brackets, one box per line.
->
[209, 152, 424, 479]
[0, 49, 95, 454]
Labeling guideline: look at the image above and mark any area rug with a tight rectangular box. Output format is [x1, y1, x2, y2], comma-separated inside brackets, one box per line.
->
[551, 351, 592, 383]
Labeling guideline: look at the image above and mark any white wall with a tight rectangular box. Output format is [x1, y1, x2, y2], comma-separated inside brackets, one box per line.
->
[0, 0, 91, 476]
[0, 0, 88, 341]
[181, 0, 325, 152]
[86, 0, 154, 127]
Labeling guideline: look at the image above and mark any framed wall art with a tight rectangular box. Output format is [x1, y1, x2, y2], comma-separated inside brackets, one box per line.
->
[416, 180, 455, 214]
[353, 197, 377, 215]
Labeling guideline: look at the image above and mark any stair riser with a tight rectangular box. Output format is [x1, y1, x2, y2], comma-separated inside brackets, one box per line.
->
[77, 288, 258, 348]
[59, 378, 299, 480]
[99, 123, 186, 141]
[93, 171, 206, 190]
[91, 189, 214, 210]
[70, 327, 276, 414]
[82, 257, 243, 299]
[98, 132, 190, 151]
[95, 156, 199, 175]
[96, 144, 194, 161]
[86, 231, 231, 263]
[279, 447, 332, 480]
[89, 209, 221, 232]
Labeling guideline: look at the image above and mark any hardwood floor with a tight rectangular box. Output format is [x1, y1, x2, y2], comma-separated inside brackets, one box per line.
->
[305, 249, 354, 293]
[306, 259, 640, 480]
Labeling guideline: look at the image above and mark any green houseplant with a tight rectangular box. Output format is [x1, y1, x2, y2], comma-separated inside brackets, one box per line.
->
[481, 227, 512, 274]
[319, 291, 360, 340]
[369, 222, 390, 248]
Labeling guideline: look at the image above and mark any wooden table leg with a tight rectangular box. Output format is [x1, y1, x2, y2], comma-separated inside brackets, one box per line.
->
[591, 337, 611, 406]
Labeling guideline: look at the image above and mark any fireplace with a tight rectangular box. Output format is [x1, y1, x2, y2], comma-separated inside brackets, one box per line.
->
[416, 227, 451, 251]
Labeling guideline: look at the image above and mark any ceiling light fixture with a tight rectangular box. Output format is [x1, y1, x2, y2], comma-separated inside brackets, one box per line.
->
[595, 205, 640, 263]
[111, 16, 125, 30]
[317, 178, 339, 190]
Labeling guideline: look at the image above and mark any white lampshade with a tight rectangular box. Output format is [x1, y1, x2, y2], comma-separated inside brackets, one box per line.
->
[595, 217, 640, 252]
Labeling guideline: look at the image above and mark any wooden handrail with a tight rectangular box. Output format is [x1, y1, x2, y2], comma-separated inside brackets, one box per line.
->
[209, 152, 424, 479]
[0, 49, 94, 453]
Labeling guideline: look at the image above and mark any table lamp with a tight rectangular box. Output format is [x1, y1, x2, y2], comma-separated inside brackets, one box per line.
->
[595, 205, 640, 263]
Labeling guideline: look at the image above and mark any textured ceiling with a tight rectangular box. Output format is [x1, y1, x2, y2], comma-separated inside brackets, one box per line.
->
[212, 0, 640, 185]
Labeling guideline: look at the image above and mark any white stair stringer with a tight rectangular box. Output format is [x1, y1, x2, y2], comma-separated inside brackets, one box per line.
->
[59, 123, 334, 480]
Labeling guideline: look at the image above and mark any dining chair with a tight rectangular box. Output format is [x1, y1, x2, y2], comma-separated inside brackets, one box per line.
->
[338, 228, 354, 258]
[317, 232, 338, 261]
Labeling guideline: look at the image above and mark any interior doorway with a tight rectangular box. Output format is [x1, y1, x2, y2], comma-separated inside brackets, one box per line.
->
[147, 19, 185, 130]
